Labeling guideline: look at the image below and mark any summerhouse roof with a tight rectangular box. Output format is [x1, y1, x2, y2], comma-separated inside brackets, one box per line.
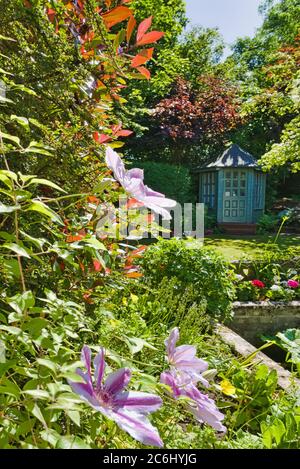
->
[201, 144, 259, 170]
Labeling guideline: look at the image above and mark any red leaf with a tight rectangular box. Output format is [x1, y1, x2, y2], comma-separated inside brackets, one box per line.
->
[137, 16, 152, 43]
[102, 6, 132, 28]
[115, 129, 133, 137]
[126, 15, 136, 43]
[131, 48, 154, 68]
[47, 8, 56, 23]
[93, 259, 103, 272]
[93, 132, 112, 144]
[66, 234, 85, 243]
[111, 123, 122, 134]
[87, 196, 100, 204]
[137, 66, 151, 80]
[136, 31, 164, 46]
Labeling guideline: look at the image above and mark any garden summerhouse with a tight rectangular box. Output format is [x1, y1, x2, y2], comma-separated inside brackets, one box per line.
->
[197, 144, 266, 234]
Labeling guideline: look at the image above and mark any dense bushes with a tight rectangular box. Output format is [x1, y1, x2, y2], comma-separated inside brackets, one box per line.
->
[139, 238, 235, 321]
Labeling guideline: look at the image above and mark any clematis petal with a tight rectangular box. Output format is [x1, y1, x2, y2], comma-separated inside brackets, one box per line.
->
[94, 348, 105, 391]
[104, 368, 131, 396]
[105, 147, 126, 184]
[160, 371, 182, 398]
[127, 168, 144, 180]
[184, 385, 226, 432]
[113, 391, 162, 414]
[81, 345, 92, 382]
[189, 402, 226, 432]
[68, 380, 97, 407]
[112, 409, 163, 448]
[144, 186, 165, 198]
[165, 328, 179, 360]
[75, 367, 93, 390]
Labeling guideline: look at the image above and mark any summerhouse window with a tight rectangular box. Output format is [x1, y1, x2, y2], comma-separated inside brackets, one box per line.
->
[254, 172, 264, 209]
[202, 173, 216, 208]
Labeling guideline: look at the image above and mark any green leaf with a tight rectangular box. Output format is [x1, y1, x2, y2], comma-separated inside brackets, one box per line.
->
[36, 359, 57, 374]
[30, 402, 48, 428]
[20, 230, 46, 249]
[0, 35, 16, 42]
[11, 84, 37, 96]
[0, 68, 13, 76]
[28, 178, 66, 193]
[2, 243, 31, 258]
[56, 436, 90, 449]
[26, 200, 63, 225]
[1, 258, 20, 279]
[79, 236, 106, 251]
[8, 291, 35, 313]
[0, 202, 21, 213]
[270, 419, 286, 445]
[0, 378, 21, 398]
[0, 170, 18, 182]
[10, 115, 29, 128]
[24, 141, 53, 156]
[23, 389, 50, 400]
[0, 131, 20, 146]
[40, 429, 61, 447]
[66, 410, 81, 427]
[0, 173, 13, 188]
[125, 336, 156, 355]
[0, 95, 14, 104]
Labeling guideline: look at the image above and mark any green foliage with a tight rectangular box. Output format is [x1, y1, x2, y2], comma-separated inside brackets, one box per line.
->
[139, 238, 235, 321]
[260, 115, 300, 173]
[257, 213, 279, 234]
[132, 161, 194, 205]
[264, 328, 300, 377]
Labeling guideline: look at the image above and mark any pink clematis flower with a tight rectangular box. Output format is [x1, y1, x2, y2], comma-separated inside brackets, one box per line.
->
[160, 370, 226, 432]
[287, 279, 299, 289]
[69, 346, 163, 447]
[105, 147, 177, 220]
[160, 328, 226, 433]
[165, 327, 209, 388]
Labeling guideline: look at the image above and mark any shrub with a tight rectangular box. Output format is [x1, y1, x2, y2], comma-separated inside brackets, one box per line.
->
[139, 238, 235, 321]
[257, 214, 279, 234]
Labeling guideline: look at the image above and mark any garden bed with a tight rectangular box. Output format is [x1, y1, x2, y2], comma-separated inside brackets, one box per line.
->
[230, 300, 300, 347]
[216, 324, 300, 391]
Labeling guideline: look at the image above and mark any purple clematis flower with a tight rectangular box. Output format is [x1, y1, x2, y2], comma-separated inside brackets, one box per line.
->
[105, 147, 177, 220]
[160, 370, 226, 433]
[160, 328, 226, 433]
[165, 327, 209, 388]
[69, 346, 163, 447]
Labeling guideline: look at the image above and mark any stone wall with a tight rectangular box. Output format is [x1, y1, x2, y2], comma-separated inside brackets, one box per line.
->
[229, 301, 300, 346]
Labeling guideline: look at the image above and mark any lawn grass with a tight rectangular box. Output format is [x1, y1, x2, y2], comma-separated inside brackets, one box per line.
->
[188, 234, 300, 261]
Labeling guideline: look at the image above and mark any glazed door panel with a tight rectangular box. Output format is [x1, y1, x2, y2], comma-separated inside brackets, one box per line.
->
[223, 170, 247, 222]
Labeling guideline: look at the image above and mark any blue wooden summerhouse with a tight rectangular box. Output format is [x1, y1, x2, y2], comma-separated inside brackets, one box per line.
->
[197, 144, 266, 233]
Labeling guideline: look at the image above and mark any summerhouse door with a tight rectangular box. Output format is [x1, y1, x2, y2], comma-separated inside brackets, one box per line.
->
[223, 170, 247, 222]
